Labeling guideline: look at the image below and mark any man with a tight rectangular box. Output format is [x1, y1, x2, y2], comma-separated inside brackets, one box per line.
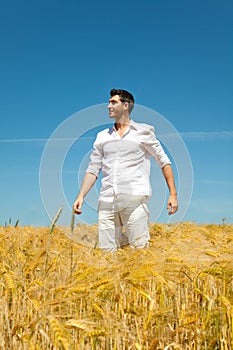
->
[73, 89, 178, 251]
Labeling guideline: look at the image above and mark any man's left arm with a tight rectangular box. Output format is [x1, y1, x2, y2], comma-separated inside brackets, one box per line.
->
[162, 164, 178, 215]
[141, 125, 178, 214]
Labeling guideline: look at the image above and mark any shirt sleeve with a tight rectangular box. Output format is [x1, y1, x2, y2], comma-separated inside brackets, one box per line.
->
[86, 134, 103, 178]
[141, 126, 171, 168]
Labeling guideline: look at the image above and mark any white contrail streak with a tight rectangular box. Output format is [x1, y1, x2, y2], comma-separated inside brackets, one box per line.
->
[0, 136, 95, 143]
[0, 131, 233, 143]
[180, 131, 233, 139]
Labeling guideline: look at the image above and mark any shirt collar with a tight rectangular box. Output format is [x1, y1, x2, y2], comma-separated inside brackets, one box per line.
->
[109, 119, 137, 134]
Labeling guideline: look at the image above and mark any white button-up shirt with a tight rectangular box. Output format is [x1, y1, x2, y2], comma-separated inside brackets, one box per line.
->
[86, 119, 171, 202]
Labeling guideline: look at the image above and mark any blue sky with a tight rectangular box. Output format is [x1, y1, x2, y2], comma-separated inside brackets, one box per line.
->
[0, 0, 232, 226]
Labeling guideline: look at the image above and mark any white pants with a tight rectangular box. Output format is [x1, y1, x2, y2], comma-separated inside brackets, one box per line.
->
[98, 195, 150, 252]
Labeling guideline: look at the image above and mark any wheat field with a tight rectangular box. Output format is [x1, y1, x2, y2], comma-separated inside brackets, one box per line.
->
[0, 220, 232, 349]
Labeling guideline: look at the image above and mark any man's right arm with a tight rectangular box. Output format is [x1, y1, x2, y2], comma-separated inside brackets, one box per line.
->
[73, 172, 97, 214]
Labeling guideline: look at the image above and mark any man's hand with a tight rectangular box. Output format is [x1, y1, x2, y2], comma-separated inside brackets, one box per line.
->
[73, 195, 84, 215]
[73, 173, 97, 215]
[167, 194, 178, 215]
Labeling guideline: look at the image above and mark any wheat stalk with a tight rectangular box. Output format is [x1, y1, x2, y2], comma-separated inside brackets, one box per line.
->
[45, 207, 62, 274]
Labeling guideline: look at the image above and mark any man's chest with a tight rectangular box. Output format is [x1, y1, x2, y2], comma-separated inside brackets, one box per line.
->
[102, 138, 144, 159]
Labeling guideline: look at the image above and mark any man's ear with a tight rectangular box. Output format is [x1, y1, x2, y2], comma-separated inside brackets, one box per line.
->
[123, 101, 129, 111]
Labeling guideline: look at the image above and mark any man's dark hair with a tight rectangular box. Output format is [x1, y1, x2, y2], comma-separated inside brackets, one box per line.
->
[110, 89, 135, 114]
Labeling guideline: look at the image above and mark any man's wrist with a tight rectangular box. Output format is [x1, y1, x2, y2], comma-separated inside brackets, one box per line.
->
[169, 192, 177, 197]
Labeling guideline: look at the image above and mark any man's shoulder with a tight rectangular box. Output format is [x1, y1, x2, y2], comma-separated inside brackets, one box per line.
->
[97, 125, 114, 136]
[94, 125, 114, 141]
[130, 120, 154, 132]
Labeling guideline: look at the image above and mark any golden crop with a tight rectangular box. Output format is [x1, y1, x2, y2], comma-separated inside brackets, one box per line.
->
[0, 222, 232, 349]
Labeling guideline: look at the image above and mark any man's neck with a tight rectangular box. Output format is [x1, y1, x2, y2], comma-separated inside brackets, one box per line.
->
[114, 115, 130, 130]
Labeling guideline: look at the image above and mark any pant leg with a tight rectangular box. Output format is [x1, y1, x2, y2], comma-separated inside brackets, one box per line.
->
[98, 201, 123, 252]
[119, 196, 150, 249]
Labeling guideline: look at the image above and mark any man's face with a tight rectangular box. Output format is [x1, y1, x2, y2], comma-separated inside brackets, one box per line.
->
[108, 95, 125, 119]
